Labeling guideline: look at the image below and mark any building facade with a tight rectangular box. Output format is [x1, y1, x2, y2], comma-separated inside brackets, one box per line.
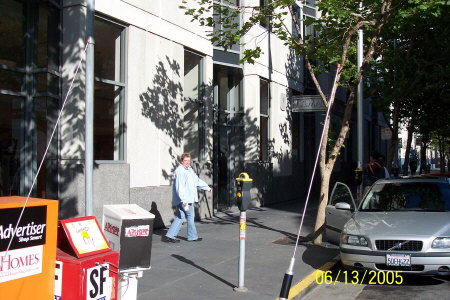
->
[0, 0, 388, 227]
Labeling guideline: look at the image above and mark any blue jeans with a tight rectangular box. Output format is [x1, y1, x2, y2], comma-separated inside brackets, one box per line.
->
[165, 203, 198, 240]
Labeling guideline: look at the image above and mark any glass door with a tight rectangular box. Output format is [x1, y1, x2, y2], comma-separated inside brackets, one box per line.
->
[213, 65, 243, 209]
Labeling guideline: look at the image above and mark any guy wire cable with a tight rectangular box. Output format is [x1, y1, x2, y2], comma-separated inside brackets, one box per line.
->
[279, 64, 342, 300]
[2, 41, 91, 262]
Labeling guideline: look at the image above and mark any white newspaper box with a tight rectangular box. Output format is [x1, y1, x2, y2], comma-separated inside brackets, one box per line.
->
[102, 204, 154, 271]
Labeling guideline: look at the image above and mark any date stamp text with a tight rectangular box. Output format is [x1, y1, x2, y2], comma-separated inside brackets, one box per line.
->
[316, 270, 403, 285]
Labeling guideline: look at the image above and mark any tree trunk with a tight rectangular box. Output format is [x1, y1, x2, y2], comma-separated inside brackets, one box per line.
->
[313, 167, 332, 245]
[313, 82, 354, 245]
[310, 0, 393, 245]
[420, 145, 427, 173]
[402, 121, 413, 175]
[420, 133, 429, 174]
[439, 136, 446, 173]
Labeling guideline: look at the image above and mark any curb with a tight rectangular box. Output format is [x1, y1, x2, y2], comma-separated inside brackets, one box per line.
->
[288, 255, 340, 300]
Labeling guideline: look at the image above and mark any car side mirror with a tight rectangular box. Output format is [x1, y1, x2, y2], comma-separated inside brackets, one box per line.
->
[335, 202, 352, 210]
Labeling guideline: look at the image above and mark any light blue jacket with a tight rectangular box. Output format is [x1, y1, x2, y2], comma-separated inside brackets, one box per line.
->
[172, 164, 211, 206]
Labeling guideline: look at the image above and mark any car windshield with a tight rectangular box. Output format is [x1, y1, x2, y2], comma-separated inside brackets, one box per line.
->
[360, 182, 450, 212]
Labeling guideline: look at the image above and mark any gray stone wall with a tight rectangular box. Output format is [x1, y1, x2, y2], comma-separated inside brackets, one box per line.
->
[58, 162, 130, 221]
[92, 162, 130, 219]
[130, 186, 172, 229]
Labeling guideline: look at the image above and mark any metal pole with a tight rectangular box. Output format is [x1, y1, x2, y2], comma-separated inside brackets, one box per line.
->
[119, 271, 141, 300]
[278, 60, 340, 300]
[85, 0, 95, 216]
[279, 258, 295, 300]
[357, 2, 364, 201]
[234, 211, 248, 292]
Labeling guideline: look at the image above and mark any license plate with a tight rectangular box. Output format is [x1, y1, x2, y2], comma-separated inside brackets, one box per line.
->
[386, 253, 411, 267]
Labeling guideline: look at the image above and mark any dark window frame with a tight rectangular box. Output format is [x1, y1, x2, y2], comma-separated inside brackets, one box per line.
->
[183, 48, 206, 161]
[259, 77, 270, 161]
[93, 15, 127, 161]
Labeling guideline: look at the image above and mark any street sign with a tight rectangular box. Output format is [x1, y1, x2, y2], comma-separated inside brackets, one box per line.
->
[291, 95, 326, 112]
[381, 127, 392, 140]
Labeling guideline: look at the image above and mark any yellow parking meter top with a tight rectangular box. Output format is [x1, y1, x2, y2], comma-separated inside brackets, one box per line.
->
[236, 172, 253, 181]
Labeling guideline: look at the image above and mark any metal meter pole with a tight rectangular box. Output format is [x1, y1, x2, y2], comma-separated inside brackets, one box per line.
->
[85, 0, 95, 216]
[357, 1, 364, 202]
[234, 211, 248, 292]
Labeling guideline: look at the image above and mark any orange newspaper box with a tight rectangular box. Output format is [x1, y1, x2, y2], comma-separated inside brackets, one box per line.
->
[0, 196, 59, 300]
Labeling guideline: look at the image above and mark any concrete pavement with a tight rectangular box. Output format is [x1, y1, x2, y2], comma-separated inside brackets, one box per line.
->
[136, 200, 339, 300]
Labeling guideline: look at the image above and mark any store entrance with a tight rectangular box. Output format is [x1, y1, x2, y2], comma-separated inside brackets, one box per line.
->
[215, 121, 244, 210]
[213, 65, 243, 210]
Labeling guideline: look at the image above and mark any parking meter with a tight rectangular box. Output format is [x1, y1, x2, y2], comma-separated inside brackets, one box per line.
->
[234, 172, 253, 293]
[235, 172, 253, 211]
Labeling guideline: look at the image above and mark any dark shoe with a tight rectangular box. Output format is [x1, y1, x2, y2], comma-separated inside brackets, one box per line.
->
[162, 236, 180, 243]
[188, 237, 203, 242]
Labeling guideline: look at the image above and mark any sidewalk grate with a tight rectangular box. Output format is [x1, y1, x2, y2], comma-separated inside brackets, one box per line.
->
[273, 235, 309, 245]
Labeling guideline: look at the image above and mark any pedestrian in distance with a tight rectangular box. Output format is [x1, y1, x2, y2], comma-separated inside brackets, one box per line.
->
[163, 153, 212, 243]
[409, 159, 418, 176]
[378, 154, 390, 179]
[362, 151, 385, 196]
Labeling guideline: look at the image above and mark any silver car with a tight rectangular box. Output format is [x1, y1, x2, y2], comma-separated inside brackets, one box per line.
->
[326, 176, 450, 275]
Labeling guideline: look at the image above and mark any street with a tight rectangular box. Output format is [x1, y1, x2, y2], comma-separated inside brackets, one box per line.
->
[137, 202, 340, 300]
[303, 261, 450, 300]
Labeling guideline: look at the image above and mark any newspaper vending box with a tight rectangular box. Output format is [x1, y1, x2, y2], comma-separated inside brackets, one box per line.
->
[0, 196, 58, 300]
[102, 204, 154, 300]
[55, 216, 119, 300]
[102, 204, 154, 271]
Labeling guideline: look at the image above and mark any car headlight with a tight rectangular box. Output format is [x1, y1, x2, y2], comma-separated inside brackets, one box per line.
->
[341, 234, 368, 247]
[432, 237, 450, 249]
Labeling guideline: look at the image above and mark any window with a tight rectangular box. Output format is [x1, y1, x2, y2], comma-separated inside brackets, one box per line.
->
[0, 0, 61, 198]
[183, 49, 205, 160]
[260, 0, 270, 29]
[303, 16, 317, 39]
[0, 94, 22, 196]
[292, 4, 302, 38]
[292, 3, 316, 40]
[94, 17, 126, 161]
[224, 0, 239, 5]
[216, 68, 242, 113]
[213, 0, 241, 52]
[260, 78, 270, 161]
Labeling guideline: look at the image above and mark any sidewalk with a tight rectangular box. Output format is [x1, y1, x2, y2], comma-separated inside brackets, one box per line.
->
[136, 200, 339, 300]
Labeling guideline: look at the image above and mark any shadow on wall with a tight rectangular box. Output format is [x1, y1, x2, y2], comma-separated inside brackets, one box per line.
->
[233, 49, 303, 205]
[138, 56, 214, 222]
[272, 87, 293, 170]
[60, 9, 133, 219]
[58, 7, 89, 218]
[238, 107, 274, 206]
[139, 56, 183, 182]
